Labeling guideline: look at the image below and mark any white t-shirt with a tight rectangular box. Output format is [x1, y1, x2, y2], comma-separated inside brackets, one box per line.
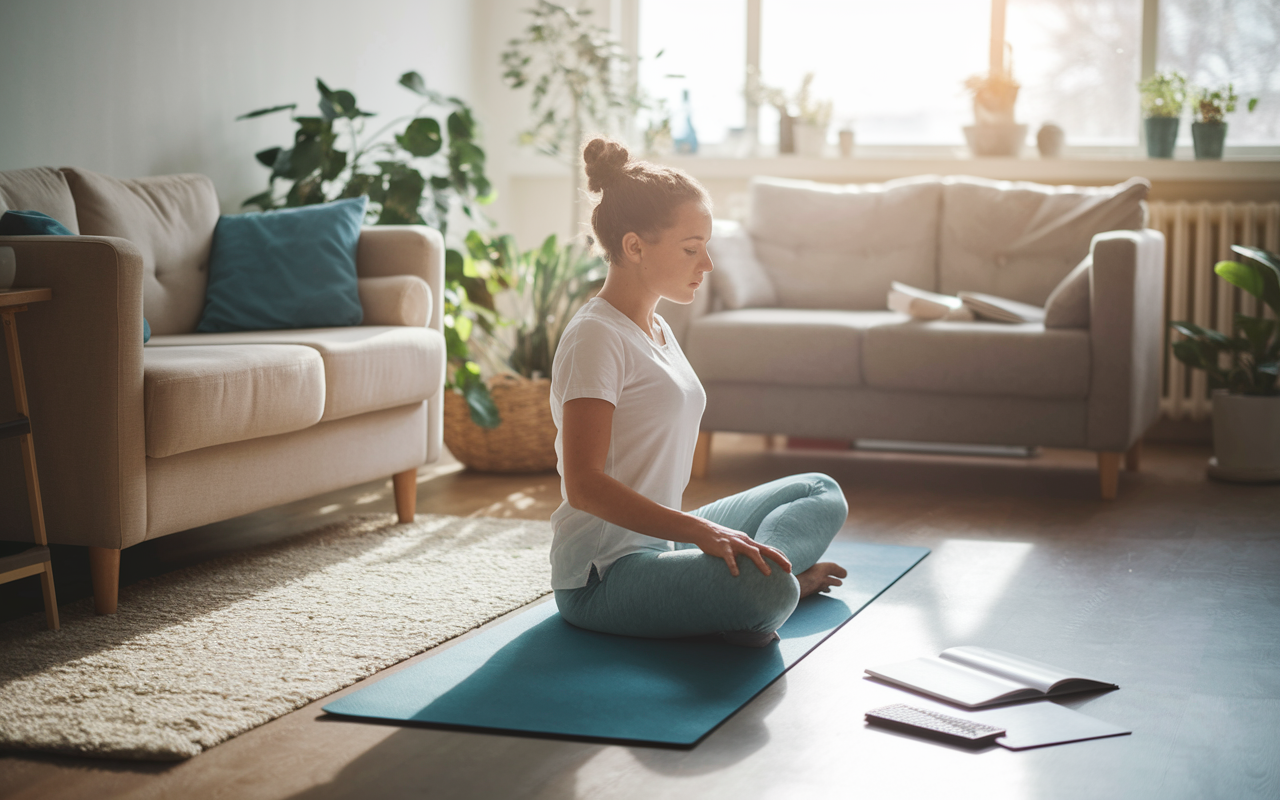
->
[548, 297, 706, 590]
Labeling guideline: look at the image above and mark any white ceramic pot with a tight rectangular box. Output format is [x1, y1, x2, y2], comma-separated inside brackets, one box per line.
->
[1207, 390, 1280, 483]
[963, 123, 1027, 157]
[794, 123, 827, 158]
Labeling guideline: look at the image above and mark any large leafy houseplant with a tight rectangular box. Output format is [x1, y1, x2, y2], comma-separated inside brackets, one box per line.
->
[465, 232, 606, 380]
[237, 72, 508, 427]
[501, 1, 648, 232]
[1170, 245, 1279, 396]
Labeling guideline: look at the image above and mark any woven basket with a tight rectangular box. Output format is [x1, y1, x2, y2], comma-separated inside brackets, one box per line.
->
[443, 374, 558, 472]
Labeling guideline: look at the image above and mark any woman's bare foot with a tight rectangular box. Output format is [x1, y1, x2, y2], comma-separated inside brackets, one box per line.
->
[797, 562, 848, 598]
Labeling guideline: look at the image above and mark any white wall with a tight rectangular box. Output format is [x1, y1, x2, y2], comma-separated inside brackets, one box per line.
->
[0, 0, 474, 214]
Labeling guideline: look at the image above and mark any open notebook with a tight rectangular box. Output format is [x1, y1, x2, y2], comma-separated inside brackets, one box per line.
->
[866, 646, 1118, 708]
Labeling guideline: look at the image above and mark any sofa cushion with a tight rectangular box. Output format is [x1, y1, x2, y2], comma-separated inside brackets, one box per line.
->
[198, 197, 367, 333]
[147, 326, 444, 422]
[62, 169, 220, 336]
[1044, 257, 1092, 329]
[746, 176, 943, 310]
[357, 275, 432, 327]
[0, 168, 79, 233]
[687, 309, 905, 387]
[707, 219, 778, 309]
[937, 176, 1148, 306]
[143, 344, 326, 458]
[863, 321, 1091, 399]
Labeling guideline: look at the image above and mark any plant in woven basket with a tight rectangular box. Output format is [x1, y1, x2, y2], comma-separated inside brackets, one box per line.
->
[1170, 245, 1280, 396]
[443, 233, 605, 471]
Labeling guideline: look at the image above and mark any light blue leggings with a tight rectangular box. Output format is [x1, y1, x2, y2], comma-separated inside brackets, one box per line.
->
[554, 473, 848, 640]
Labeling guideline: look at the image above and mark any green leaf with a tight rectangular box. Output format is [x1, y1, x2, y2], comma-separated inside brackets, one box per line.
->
[295, 117, 328, 135]
[399, 71, 449, 105]
[1216, 260, 1267, 301]
[1229, 246, 1280, 315]
[463, 379, 502, 429]
[378, 166, 426, 225]
[320, 148, 348, 182]
[255, 147, 283, 168]
[341, 172, 378, 199]
[1170, 320, 1234, 347]
[1236, 314, 1277, 354]
[447, 109, 475, 141]
[396, 117, 443, 157]
[1249, 98, 1259, 112]
[445, 248, 466, 281]
[285, 175, 326, 207]
[285, 137, 323, 180]
[236, 103, 296, 120]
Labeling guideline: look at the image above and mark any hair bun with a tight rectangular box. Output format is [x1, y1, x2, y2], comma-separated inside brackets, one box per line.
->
[583, 137, 630, 193]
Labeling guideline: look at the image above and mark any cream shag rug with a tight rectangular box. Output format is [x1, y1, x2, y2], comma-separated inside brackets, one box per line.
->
[0, 514, 552, 760]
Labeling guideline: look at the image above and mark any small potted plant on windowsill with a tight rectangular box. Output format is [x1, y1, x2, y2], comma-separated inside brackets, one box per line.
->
[746, 70, 833, 157]
[1191, 83, 1259, 160]
[1139, 70, 1186, 158]
[963, 59, 1025, 157]
[1170, 245, 1280, 483]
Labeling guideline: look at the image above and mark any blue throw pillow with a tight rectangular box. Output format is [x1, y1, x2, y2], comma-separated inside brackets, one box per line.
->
[198, 197, 367, 333]
[0, 210, 150, 341]
[0, 209, 74, 236]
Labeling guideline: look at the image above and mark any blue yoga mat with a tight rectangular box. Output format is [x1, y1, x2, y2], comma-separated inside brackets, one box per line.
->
[323, 541, 928, 746]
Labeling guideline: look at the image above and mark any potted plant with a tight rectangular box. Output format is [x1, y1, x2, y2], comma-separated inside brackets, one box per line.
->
[442, 233, 606, 472]
[1191, 83, 1259, 160]
[963, 57, 1025, 157]
[1139, 70, 1186, 158]
[238, 72, 508, 429]
[746, 71, 833, 157]
[501, 1, 650, 234]
[1170, 245, 1280, 482]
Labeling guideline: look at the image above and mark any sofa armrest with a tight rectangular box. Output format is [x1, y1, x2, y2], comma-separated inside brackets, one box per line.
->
[355, 226, 445, 336]
[1087, 228, 1166, 451]
[357, 275, 432, 327]
[0, 235, 147, 548]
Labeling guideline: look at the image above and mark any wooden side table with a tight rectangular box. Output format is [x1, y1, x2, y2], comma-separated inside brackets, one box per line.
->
[0, 288, 59, 630]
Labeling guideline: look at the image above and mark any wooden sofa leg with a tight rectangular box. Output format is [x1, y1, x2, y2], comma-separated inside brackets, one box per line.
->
[393, 468, 418, 523]
[691, 432, 712, 479]
[1097, 452, 1121, 500]
[1125, 440, 1142, 472]
[88, 547, 120, 615]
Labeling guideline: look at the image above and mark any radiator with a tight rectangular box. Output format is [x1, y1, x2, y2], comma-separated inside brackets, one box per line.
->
[1147, 201, 1280, 421]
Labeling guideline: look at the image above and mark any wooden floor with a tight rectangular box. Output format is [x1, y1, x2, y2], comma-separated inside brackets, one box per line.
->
[2, 436, 1278, 800]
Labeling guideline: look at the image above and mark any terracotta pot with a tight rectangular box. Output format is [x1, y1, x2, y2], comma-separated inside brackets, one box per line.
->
[1207, 390, 1280, 483]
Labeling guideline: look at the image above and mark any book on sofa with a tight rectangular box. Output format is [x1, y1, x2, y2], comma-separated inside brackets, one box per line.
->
[865, 646, 1118, 708]
[887, 282, 975, 321]
[957, 291, 1046, 324]
[888, 283, 1045, 324]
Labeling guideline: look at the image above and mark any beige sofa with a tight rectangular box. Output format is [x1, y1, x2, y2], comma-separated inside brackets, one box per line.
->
[0, 167, 446, 612]
[659, 175, 1166, 499]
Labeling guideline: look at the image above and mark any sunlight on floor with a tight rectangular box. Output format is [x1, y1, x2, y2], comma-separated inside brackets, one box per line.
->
[926, 539, 1035, 642]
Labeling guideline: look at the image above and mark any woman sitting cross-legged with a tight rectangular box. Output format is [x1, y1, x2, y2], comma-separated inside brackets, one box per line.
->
[550, 137, 850, 647]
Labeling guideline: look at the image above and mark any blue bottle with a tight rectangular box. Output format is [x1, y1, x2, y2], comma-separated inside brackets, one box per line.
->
[673, 89, 699, 155]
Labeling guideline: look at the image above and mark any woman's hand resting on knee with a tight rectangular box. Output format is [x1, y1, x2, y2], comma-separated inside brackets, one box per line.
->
[689, 519, 792, 577]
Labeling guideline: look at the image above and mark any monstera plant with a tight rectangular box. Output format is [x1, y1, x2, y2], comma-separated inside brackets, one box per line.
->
[238, 72, 508, 427]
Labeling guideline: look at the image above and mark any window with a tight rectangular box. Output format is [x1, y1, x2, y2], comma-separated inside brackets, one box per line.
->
[638, 0, 746, 149]
[1158, 0, 1280, 144]
[633, 0, 1280, 151]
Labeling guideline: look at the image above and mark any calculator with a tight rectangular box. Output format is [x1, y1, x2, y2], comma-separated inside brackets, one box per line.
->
[865, 703, 1006, 745]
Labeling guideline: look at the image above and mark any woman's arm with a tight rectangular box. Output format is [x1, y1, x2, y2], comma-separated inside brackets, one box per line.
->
[561, 397, 790, 577]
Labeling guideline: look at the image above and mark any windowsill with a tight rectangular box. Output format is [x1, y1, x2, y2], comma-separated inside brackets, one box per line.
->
[508, 149, 1280, 183]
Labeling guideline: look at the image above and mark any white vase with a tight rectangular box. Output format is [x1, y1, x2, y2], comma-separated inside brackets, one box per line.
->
[1207, 390, 1280, 483]
[794, 123, 827, 158]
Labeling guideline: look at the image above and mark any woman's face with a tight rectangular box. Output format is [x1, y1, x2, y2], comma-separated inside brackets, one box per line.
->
[625, 200, 714, 305]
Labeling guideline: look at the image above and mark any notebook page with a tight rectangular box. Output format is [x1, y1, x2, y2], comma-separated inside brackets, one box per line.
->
[939, 647, 1088, 694]
[866, 656, 1035, 707]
